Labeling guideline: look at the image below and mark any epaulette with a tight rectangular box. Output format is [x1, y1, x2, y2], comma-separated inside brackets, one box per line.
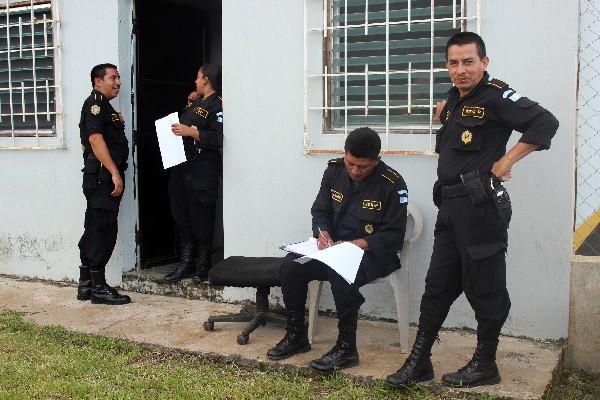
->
[380, 166, 400, 184]
[328, 158, 342, 165]
[487, 78, 508, 91]
[92, 92, 104, 102]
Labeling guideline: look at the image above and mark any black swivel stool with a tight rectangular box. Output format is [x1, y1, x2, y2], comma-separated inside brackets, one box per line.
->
[203, 256, 286, 345]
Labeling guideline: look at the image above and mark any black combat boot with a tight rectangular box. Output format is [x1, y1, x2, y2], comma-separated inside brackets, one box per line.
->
[164, 241, 195, 283]
[191, 245, 212, 283]
[77, 265, 92, 301]
[267, 312, 311, 360]
[90, 269, 131, 305]
[442, 342, 501, 388]
[309, 324, 360, 373]
[386, 331, 436, 387]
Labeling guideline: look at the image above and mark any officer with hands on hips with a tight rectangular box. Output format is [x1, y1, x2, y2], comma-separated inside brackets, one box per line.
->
[77, 63, 131, 305]
[386, 32, 559, 388]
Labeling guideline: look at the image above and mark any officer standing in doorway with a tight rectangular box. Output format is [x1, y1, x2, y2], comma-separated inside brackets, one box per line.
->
[386, 32, 559, 388]
[77, 63, 131, 305]
[162, 63, 223, 283]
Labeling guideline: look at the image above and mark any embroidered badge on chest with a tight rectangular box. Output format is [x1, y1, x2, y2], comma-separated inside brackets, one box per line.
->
[362, 199, 382, 211]
[90, 105, 101, 116]
[331, 189, 343, 203]
[364, 224, 374, 234]
[461, 106, 485, 119]
[461, 130, 473, 145]
[195, 107, 208, 118]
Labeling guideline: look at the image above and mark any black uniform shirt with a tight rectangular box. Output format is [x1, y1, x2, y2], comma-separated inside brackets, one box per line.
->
[311, 158, 408, 282]
[179, 93, 223, 161]
[436, 72, 559, 184]
[79, 90, 128, 166]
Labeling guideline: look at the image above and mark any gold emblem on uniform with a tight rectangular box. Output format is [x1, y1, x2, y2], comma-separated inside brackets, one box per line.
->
[364, 224, 374, 234]
[195, 107, 208, 118]
[90, 105, 101, 116]
[461, 130, 473, 145]
[461, 106, 485, 119]
[362, 199, 382, 211]
[331, 189, 343, 203]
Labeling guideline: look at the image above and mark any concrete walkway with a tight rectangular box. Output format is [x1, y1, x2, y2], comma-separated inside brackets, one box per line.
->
[0, 276, 561, 399]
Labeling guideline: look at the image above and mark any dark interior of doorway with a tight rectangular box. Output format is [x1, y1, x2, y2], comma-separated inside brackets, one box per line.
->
[135, 0, 223, 269]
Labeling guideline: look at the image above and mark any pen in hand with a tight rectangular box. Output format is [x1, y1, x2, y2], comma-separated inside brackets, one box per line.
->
[317, 227, 333, 249]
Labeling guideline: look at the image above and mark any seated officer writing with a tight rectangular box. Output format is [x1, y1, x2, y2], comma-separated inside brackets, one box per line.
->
[267, 127, 408, 373]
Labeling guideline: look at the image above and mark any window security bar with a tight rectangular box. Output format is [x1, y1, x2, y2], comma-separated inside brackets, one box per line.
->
[0, 0, 62, 150]
[304, 0, 480, 155]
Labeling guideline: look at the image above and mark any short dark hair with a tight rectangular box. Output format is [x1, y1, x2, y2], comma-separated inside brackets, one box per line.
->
[344, 127, 381, 160]
[445, 32, 486, 60]
[200, 63, 222, 94]
[90, 63, 117, 88]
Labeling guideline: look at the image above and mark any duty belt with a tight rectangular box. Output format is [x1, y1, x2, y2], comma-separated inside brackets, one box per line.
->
[441, 182, 469, 199]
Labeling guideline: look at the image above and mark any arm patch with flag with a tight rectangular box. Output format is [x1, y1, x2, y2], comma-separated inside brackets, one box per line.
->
[398, 189, 408, 204]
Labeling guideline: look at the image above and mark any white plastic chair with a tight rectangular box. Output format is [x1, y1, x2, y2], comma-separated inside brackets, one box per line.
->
[307, 203, 423, 353]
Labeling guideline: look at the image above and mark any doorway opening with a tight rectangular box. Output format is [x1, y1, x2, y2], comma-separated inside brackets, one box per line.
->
[134, 0, 223, 269]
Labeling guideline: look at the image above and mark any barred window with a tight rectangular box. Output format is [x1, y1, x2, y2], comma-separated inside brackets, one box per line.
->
[305, 0, 479, 154]
[0, 0, 61, 148]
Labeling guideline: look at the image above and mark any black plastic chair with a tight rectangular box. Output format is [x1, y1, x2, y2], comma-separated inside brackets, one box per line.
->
[202, 256, 287, 345]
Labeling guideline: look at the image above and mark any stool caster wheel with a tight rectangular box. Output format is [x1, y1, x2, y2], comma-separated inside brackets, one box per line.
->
[203, 321, 214, 331]
[237, 334, 249, 345]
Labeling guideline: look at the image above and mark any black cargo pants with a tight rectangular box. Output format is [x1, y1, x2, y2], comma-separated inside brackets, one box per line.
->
[79, 160, 124, 270]
[279, 253, 367, 329]
[168, 157, 219, 247]
[418, 191, 512, 347]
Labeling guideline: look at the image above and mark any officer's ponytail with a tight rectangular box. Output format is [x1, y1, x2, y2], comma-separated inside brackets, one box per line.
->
[200, 63, 222, 95]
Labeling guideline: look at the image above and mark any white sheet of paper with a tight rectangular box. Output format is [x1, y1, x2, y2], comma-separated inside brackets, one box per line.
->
[155, 112, 187, 169]
[280, 238, 364, 284]
[309, 242, 364, 284]
[281, 237, 319, 256]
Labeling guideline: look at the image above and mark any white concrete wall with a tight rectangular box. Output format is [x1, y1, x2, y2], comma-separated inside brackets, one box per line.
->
[222, 0, 578, 339]
[0, 0, 136, 285]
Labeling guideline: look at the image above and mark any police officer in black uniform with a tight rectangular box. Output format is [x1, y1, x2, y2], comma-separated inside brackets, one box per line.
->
[77, 63, 131, 305]
[387, 32, 559, 388]
[163, 63, 223, 283]
[267, 128, 408, 373]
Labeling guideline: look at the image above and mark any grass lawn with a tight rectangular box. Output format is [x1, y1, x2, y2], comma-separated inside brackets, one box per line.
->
[0, 310, 597, 400]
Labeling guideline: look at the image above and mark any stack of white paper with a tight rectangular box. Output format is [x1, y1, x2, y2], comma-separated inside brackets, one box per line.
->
[155, 112, 187, 169]
[281, 238, 364, 285]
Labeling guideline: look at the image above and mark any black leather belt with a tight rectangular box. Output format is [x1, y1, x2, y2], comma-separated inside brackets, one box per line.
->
[441, 182, 469, 199]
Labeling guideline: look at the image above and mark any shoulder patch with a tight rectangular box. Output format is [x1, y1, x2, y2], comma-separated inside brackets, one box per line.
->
[328, 158, 342, 165]
[89, 104, 101, 116]
[398, 189, 408, 204]
[487, 78, 508, 91]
